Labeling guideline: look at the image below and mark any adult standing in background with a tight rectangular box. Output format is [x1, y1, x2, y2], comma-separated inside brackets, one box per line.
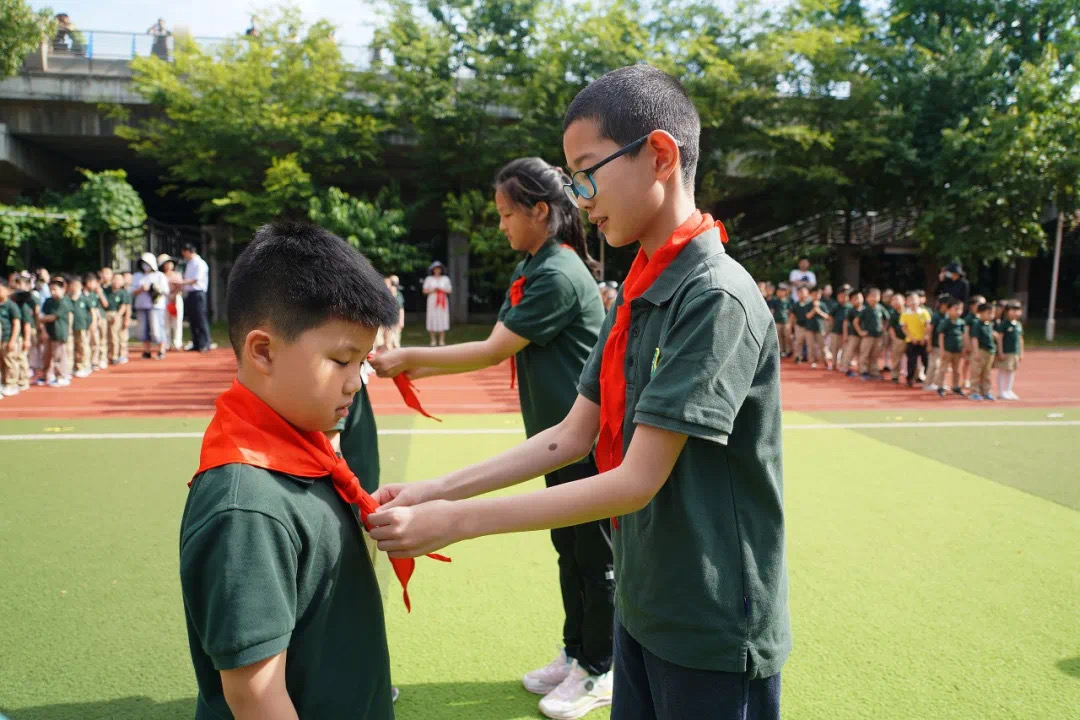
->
[789, 256, 817, 288]
[388, 275, 405, 350]
[423, 261, 451, 346]
[180, 243, 211, 352]
[937, 263, 970, 304]
[158, 254, 184, 351]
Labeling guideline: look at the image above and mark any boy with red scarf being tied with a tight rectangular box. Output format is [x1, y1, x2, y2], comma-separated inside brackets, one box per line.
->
[369, 65, 790, 720]
[179, 221, 439, 720]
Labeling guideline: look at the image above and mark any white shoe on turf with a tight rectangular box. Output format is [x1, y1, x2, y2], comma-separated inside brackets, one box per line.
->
[523, 648, 573, 695]
[538, 660, 613, 720]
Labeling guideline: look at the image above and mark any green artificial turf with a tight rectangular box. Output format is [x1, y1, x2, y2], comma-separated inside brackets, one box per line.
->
[0, 409, 1078, 719]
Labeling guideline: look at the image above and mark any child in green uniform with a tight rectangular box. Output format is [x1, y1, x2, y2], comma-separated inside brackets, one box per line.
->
[371, 157, 613, 719]
[791, 284, 811, 365]
[85, 272, 108, 371]
[843, 290, 864, 376]
[886, 293, 906, 382]
[968, 303, 997, 401]
[961, 295, 985, 391]
[994, 302, 1024, 400]
[104, 272, 132, 365]
[853, 287, 888, 379]
[369, 64, 789, 720]
[180, 221, 400, 720]
[925, 294, 951, 392]
[826, 284, 850, 371]
[12, 276, 35, 390]
[768, 283, 792, 358]
[804, 286, 830, 368]
[0, 280, 22, 396]
[68, 277, 93, 378]
[39, 278, 72, 387]
[935, 298, 969, 397]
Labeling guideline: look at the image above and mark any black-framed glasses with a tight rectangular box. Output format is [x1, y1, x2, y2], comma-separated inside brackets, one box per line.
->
[563, 135, 650, 206]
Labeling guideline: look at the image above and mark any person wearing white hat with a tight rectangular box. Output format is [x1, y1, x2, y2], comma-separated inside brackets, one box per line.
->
[131, 252, 170, 360]
[422, 260, 452, 346]
[158, 253, 185, 351]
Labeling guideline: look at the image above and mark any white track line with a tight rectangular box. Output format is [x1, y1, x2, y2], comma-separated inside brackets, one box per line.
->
[0, 419, 1075, 441]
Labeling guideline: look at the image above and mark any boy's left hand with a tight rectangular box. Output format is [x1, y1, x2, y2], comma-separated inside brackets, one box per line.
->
[368, 500, 461, 558]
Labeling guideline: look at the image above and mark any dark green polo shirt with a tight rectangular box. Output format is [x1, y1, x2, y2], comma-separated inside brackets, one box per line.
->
[971, 320, 996, 353]
[856, 303, 887, 337]
[71, 294, 92, 332]
[844, 305, 862, 336]
[333, 380, 381, 495]
[104, 287, 131, 309]
[0, 299, 18, 342]
[498, 240, 604, 441]
[85, 290, 102, 315]
[577, 227, 789, 678]
[939, 317, 967, 353]
[888, 308, 905, 340]
[767, 297, 789, 323]
[43, 297, 71, 342]
[395, 290, 405, 309]
[831, 303, 850, 335]
[804, 301, 827, 333]
[19, 296, 34, 326]
[997, 320, 1023, 355]
[792, 299, 811, 328]
[180, 463, 392, 720]
[929, 311, 943, 347]
[822, 297, 839, 317]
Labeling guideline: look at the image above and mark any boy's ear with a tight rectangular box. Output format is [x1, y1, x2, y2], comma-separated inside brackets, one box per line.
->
[244, 328, 275, 376]
[646, 130, 681, 185]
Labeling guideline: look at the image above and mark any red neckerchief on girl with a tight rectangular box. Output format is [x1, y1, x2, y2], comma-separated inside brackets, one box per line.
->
[508, 244, 575, 389]
[192, 380, 450, 611]
[595, 211, 727, 528]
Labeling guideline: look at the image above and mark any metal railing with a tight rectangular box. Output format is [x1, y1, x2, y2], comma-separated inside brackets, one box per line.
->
[44, 30, 371, 68]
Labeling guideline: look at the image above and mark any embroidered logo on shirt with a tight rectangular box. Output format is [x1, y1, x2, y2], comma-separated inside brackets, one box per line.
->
[651, 347, 661, 377]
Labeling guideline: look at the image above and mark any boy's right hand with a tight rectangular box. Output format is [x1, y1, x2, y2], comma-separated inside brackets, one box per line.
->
[372, 480, 441, 509]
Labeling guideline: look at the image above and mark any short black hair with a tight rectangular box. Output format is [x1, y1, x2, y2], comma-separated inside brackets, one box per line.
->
[977, 303, 993, 313]
[84, 272, 98, 283]
[226, 220, 398, 357]
[866, 287, 881, 295]
[49, 277, 66, 289]
[938, 293, 953, 305]
[181, 242, 198, 253]
[839, 284, 853, 294]
[947, 298, 964, 309]
[563, 64, 700, 188]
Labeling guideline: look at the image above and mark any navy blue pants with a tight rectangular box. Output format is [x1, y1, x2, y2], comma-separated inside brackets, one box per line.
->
[612, 618, 781, 720]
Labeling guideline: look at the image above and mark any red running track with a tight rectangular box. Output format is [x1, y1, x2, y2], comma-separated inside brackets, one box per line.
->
[0, 348, 1076, 419]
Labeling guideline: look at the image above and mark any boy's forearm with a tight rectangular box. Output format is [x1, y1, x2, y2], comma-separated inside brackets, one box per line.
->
[229, 696, 299, 720]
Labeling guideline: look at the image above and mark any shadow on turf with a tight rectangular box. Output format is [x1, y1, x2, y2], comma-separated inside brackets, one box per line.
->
[1059, 656, 1080, 679]
[1, 696, 195, 720]
[396, 680, 538, 718]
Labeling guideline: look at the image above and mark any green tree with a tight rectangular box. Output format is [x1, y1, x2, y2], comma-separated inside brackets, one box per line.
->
[0, 0, 54, 79]
[66, 169, 148, 265]
[443, 190, 515, 305]
[116, 7, 381, 230]
[309, 186, 424, 273]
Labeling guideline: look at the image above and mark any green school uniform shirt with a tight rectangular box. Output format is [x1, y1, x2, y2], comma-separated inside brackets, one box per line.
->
[929, 310, 943, 347]
[19, 296, 35, 327]
[85, 290, 102, 315]
[71, 294, 92, 332]
[856, 303, 887, 337]
[767, 296, 790, 323]
[844, 305, 862, 335]
[822, 297, 839, 316]
[577, 227, 790, 678]
[888, 308, 905, 340]
[792, 299, 812, 328]
[332, 380, 381, 495]
[997, 319, 1023, 355]
[42, 296, 71, 342]
[180, 463, 393, 720]
[831, 302, 850, 335]
[395, 290, 405, 309]
[498, 240, 605, 442]
[972, 320, 997, 353]
[0, 299, 19, 342]
[939, 317, 967, 353]
[804, 301, 826, 333]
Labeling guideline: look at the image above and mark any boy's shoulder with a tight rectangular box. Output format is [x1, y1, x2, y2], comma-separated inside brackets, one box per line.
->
[665, 242, 772, 337]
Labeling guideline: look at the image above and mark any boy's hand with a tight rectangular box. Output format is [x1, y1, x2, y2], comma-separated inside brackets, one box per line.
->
[370, 349, 410, 378]
[372, 480, 441, 509]
[368, 500, 461, 558]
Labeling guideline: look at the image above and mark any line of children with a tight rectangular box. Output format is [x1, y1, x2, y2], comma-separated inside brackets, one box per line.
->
[760, 281, 1027, 400]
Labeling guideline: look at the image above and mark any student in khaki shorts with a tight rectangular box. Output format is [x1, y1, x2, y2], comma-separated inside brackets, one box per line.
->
[826, 284, 850, 371]
[13, 276, 36, 390]
[842, 290, 863, 376]
[68, 277, 93, 378]
[804, 286, 830, 368]
[39, 278, 72, 387]
[853, 287, 887, 379]
[791, 284, 811, 365]
[105, 272, 132, 364]
[85, 272, 109, 371]
[0, 279, 22, 397]
[925, 294, 950, 392]
[968, 303, 996, 401]
[934, 298, 968, 397]
[994, 302, 1024, 400]
[768, 283, 792, 358]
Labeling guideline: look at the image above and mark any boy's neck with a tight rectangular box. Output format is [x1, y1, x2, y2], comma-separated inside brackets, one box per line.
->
[637, 192, 697, 259]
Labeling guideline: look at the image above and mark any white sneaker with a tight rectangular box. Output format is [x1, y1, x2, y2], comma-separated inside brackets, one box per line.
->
[523, 648, 573, 695]
[1003, 391, 1020, 400]
[926, 384, 939, 392]
[1, 387, 16, 397]
[538, 660, 613, 720]
[57, 378, 71, 387]
[75, 370, 92, 378]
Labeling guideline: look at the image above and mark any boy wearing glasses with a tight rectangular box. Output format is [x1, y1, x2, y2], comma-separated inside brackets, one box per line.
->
[368, 65, 789, 720]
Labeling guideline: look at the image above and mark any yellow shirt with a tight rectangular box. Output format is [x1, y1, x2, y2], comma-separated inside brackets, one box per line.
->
[900, 307, 932, 342]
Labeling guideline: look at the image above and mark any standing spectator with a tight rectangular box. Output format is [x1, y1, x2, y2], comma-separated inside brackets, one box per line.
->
[147, 18, 171, 60]
[423, 261, 452, 346]
[387, 275, 405, 350]
[159, 254, 185, 351]
[788, 257, 817, 288]
[937, 263, 970, 304]
[131, 253, 169, 360]
[180, 243, 211, 352]
[245, 15, 260, 37]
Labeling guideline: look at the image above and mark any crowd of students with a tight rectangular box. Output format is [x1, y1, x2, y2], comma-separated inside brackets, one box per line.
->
[0, 251, 200, 395]
[761, 281, 1026, 400]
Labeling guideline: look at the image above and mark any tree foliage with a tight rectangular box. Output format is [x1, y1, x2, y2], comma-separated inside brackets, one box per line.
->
[0, 0, 54, 79]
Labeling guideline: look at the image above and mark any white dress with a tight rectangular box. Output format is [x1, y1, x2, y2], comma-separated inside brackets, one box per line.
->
[424, 275, 452, 332]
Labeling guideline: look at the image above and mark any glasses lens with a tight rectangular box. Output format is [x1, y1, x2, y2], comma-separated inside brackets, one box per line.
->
[573, 172, 595, 200]
[562, 183, 580, 207]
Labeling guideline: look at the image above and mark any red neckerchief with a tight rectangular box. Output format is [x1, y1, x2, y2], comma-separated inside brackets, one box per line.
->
[508, 244, 575, 389]
[435, 288, 448, 310]
[365, 352, 442, 421]
[595, 212, 727, 528]
[191, 380, 450, 611]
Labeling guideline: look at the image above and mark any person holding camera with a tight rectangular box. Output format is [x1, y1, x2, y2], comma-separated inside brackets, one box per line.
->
[131, 252, 170, 360]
